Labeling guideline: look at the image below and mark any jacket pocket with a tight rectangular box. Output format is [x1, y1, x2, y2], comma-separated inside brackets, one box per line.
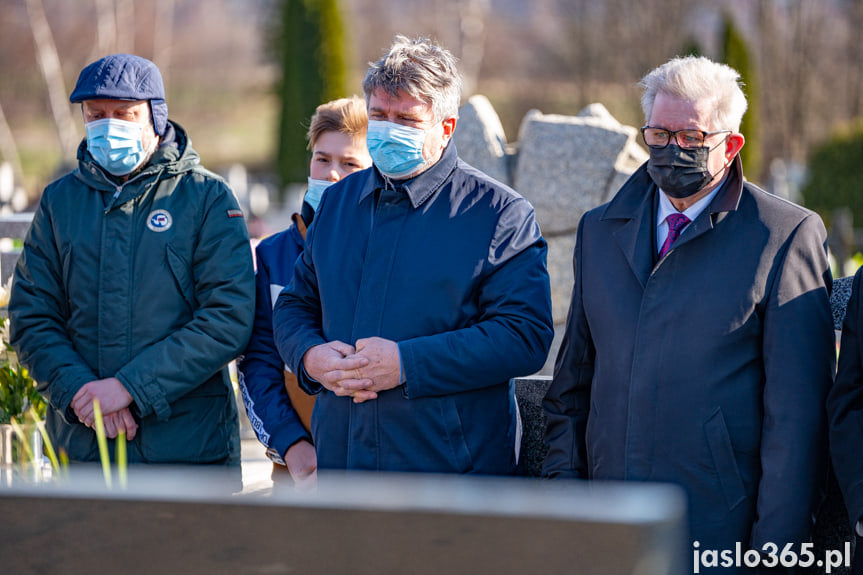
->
[704, 407, 747, 511]
[166, 244, 196, 310]
[440, 397, 474, 473]
[138, 381, 233, 463]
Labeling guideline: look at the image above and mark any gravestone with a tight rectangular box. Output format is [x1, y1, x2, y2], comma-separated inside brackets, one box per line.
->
[833, 275, 854, 330]
[513, 103, 647, 236]
[0, 213, 34, 285]
[0, 465, 688, 575]
[515, 375, 552, 477]
[510, 104, 647, 374]
[453, 94, 512, 186]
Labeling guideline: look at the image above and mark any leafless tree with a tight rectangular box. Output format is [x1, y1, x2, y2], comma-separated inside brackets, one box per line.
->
[0, 101, 23, 183]
[115, 0, 134, 54]
[456, 0, 489, 97]
[152, 0, 175, 88]
[24, 0, 79, 161]
[757, 0, 840, 170]
[92, 0, 118, 58]
[5, 0, 863, 200]
[844, 0, 863, 119]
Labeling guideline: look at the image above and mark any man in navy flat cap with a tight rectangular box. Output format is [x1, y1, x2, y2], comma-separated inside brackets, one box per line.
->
[10, 54, 255, 465]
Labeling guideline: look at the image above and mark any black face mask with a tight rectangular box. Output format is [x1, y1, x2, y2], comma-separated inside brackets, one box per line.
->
[646, 144, 715, 199]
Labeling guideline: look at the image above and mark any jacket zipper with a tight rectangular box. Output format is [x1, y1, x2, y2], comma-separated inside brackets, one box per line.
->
[104, 169, 159, 213]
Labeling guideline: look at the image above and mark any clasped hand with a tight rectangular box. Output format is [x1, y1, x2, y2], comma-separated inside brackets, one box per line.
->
[71, 377, 138, 439]
[303, 337, 401, 404]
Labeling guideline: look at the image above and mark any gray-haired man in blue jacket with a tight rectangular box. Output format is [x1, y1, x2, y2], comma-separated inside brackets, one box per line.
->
[273, 36, 554, 474]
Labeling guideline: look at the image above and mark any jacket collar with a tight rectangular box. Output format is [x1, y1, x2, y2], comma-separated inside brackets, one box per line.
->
[602, 154, 744, 287]
[602, 154, 743, 221]
[358, 140, 459, 208]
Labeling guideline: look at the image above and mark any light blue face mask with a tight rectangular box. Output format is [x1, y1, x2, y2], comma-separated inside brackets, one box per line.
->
[366, 120, 428, 179]
[305, 178, 333, 211]
[85, 118, 150, 176]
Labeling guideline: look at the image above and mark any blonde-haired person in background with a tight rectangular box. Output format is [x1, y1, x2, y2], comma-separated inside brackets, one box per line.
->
[238, 96, 371, 489]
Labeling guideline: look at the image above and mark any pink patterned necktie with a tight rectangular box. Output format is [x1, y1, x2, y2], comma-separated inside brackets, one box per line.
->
[658, 213, 691, 259]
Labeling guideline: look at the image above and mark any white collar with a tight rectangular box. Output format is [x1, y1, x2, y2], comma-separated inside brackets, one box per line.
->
[656, 182, 723, 226]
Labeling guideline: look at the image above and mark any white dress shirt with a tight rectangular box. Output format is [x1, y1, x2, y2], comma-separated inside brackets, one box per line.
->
[655, 184, 723, 254]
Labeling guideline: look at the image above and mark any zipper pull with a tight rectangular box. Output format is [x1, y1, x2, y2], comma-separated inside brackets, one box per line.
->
[104, 184, 123, 214]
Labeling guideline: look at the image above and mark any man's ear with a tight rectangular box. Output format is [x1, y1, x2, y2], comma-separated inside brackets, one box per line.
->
[441, 117, 457, 142]
[725, 133, 745, 161]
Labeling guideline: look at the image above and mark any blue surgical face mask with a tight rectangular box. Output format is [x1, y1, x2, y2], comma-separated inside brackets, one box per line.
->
[366, 120, 428, 179]
[305, 178, 333, 211]
[85, 118, 152, 176]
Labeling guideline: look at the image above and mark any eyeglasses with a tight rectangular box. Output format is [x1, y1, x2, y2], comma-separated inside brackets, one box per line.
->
[640, 126, 732, 149]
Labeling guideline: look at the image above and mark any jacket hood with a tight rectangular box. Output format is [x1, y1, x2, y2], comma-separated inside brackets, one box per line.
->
[74, 120, 200, 191]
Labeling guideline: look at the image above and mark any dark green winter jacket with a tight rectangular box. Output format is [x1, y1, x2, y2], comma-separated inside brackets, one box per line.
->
[10, 121, 255, 464]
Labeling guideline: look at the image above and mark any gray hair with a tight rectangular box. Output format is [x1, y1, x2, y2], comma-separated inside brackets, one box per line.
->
[362, 35, 462, 122]
[640, 56, 748, 132]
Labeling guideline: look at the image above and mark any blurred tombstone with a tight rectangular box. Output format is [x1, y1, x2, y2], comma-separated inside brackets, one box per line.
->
[11, 187, 28, 213]
[0, 466, 689, 575]
[514, 103, 647, 236]
[0, 162, 33, 282]
[831, 207, 854, 274]
[227, 163, 249, 205]
[0, 212, 35, 285]
[453, 94, 512, 185]
[249, 183, 270, 218]
[768, 157, 790, 200]
[512, 104, 647, 374]
[768, 157, 806, 205]
[246, 183, 272, 239]
[0, 162, 13, 204]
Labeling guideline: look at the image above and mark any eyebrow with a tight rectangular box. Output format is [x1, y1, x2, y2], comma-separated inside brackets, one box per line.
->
[398, 111, 425, 121]
[368, 106, 424, 121]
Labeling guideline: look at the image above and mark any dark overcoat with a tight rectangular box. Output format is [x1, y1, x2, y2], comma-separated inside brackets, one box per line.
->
[544, 156, 834, 553]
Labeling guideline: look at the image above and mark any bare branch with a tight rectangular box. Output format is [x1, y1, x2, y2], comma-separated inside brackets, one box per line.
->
[24, 0, 80, 160]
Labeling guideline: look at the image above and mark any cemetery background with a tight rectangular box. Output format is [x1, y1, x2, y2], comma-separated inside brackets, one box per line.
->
[1, 2, 861, 572]
[2, 0, 863, 220]
[5, 0, 862, 369]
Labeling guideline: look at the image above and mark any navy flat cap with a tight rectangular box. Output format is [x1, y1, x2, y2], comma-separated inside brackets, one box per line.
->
[70, 53, 168, 136]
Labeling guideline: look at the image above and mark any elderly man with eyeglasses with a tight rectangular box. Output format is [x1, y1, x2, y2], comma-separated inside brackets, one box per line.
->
[543, 55, 833, 570]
